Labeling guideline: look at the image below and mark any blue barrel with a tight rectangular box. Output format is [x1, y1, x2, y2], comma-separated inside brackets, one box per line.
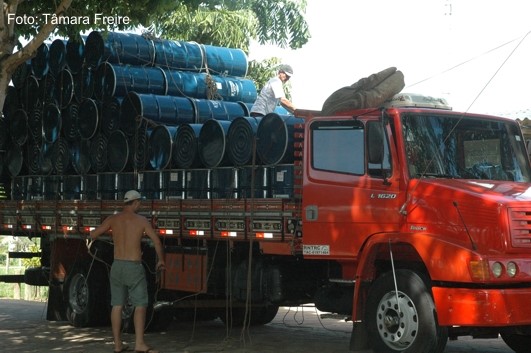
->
[133, 119, 149, 170]
[172, 123, 202, 169]
[121, 92, 195, 133]
[77, 98, 99, 139]
[100, 96, 122, 136]
[4, 85, 20, 120]
[89, 132, 108, 172]
[61, 103, 80, 142]
[12, 61, 32, 89]
[153, 39, 203, 71]
[7, 144, 24, 177]
[203, 44, 248, 77]
[54, 68, 74, 108]
[85, 31, 156, 68]
[208, 75, 257, 103]
[191, 99, 247, 123]
[0, 117, 7, 150]
[198, 119, 232, 168]
[66, 36, 86, 74]
[39, 73, 56, 105]
[49, 39, 68, 77]
[107, 129, 130, 172]
[11, 109, 29, 146]
[74, 67, 94, 102]
[42, 103, 62, 144]
[21, 76, 40, 110]
[165, 69, 204, 97]
[148, 125, 178, 170]
[52, 139, 71, 174]
[227, 116, 261, 166]
[256, 113, 305, 165]
[31, 43, 49, 79]
[71, 139, 92, 175]
[95, 62, 167, 98]
[28, 108, 42, 144]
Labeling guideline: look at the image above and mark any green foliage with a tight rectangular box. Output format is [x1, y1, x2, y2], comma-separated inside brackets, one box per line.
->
[22, 242, 41, 268]
[158, 0, 310, 51]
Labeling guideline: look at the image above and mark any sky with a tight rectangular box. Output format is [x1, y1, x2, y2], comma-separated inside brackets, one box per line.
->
[249, 0, 531, 118]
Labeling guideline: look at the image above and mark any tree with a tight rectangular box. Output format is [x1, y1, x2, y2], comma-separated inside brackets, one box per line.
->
[0, 0, 174, 112]
[0, 0, 309, 112]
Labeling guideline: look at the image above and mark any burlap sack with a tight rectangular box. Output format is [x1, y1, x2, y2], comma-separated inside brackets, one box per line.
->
[321, 67, 405, 115]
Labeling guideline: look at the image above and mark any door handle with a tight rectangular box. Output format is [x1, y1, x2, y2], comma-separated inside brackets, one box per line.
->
[305, 205, 318, 221]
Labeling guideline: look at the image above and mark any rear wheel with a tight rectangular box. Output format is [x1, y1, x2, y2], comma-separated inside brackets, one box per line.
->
[365, 269, 448, 353]
[64, 262, 109, 327]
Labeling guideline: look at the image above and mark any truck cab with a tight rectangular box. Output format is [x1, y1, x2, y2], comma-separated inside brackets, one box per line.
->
[300, 94, 531, 352]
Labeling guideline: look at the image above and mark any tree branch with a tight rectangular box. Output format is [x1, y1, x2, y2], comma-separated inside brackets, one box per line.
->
[2, 0, 72, 73]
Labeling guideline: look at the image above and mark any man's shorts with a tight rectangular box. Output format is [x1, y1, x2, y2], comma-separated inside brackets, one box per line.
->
[110, 259, 148, 307]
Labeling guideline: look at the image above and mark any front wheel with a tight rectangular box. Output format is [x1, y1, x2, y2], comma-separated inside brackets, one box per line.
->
[501, 331, 531, 353]
[365, 269, 448, 353]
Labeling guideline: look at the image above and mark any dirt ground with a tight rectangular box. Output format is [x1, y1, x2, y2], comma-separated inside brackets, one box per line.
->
[0, 299, 514, 353]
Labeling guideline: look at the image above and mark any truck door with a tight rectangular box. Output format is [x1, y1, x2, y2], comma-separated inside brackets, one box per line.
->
[302, 118, 402, 260]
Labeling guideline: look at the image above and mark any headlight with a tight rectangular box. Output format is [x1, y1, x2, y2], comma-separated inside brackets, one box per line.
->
[491, 262, 503, 278]
[507, 262, 518, 277]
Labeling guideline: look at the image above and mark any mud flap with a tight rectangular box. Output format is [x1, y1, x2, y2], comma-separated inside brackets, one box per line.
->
[350, 321, 370, 352]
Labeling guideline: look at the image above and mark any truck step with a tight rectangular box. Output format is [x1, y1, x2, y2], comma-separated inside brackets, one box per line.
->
[0, 274, 25, 283]
[8, 252, 41, 259]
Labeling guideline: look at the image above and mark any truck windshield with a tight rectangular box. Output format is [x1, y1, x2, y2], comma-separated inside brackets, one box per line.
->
[402, 113, 531, 182]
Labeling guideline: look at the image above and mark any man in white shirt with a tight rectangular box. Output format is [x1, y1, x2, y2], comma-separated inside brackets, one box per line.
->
[250, 64, 296, 117]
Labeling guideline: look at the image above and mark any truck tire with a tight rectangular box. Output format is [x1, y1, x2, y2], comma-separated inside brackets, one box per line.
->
[365, 269, 448, 353]
[500, 331, 531, 353]
[64, 262, 110, 327]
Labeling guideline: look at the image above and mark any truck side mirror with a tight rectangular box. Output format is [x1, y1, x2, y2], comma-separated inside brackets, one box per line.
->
[367, 123, 384, 165]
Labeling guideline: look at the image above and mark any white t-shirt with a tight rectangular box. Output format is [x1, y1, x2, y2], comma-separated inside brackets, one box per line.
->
[250, 77, 284, 115]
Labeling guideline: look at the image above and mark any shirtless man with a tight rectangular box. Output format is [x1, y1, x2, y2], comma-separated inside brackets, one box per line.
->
[90, 190, 165, 353]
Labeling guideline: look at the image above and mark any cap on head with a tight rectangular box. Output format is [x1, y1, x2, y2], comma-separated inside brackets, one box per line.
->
[279, 64, 293, 77]
[124, 190, 141, 203]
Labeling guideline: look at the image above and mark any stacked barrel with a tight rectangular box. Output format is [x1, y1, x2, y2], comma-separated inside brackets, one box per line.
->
[0, 31, 304, 201]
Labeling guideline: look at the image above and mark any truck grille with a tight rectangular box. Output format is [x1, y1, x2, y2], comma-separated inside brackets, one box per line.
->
[508, 208, 531, 247]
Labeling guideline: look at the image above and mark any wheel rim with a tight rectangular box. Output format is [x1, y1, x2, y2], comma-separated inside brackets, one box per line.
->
[375, 290, 419, 351]
[68, 273, 88, 314]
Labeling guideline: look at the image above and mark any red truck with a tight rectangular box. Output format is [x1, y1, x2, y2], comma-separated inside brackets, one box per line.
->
[2, 93, 531, 353]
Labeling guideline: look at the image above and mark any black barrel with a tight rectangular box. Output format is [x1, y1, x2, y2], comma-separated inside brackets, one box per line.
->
[39, 73, 56, 105]
[153, 39, 203, 71]
[89, 132, 108, 172]
[198, 119, 232, 168]
[49, 39, 68, 77]
[31, 43, 49, 79]
[227, 116, 261, 166]
[42, 103, 62, 144]
[73, 67, 94, 102]
[54, 68, 74, 108]
[66, 36, 85, 74]
[61, 103, 80, 141]
[85, 31, 155, 68]
[172, 123, 202, 169]
[100, 96, 122, 136]
[106, 130, 130, 172]
[121, 92, 195, 134]
[77, 98, 99, 139]
[148, 125, 177, 170]
[71, 139, 92, 175]
[256, 113, 305, 165]
[95, 62, 167, 98]
[11, 109, 29, 146]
